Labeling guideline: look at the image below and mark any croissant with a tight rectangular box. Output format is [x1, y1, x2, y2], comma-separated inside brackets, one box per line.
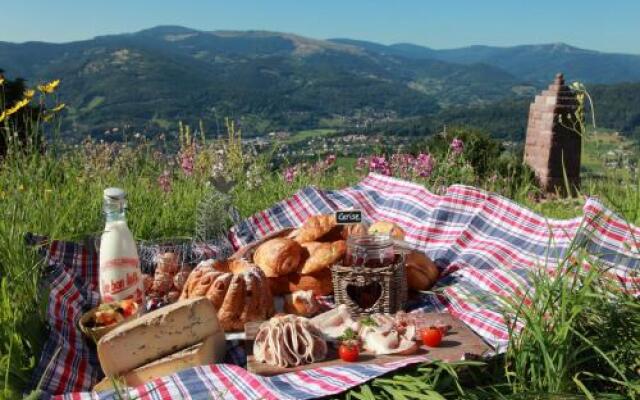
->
[405, 251, 439, 291]
[253, 238, 303, 277]
[299, 240, 346, 274]
[294, 214, 337, 243]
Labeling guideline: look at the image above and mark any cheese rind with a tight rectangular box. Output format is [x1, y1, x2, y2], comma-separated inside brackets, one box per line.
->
[94, 333, 226, 391]
[97, 297, 222, 376]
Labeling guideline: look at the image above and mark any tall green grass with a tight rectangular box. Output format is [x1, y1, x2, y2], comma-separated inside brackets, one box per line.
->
[1, 124, 639, 399]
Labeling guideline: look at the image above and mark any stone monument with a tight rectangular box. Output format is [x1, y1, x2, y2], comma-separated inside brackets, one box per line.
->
[524, 73, 581, 194]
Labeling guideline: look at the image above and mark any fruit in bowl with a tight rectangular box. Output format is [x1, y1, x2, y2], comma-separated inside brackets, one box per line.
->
[79, 299, 140, 342]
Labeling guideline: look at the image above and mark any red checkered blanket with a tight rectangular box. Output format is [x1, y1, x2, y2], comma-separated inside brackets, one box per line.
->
[31, 173, 639, 399]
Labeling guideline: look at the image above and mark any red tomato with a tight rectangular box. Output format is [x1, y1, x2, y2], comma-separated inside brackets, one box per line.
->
[120, 299, 137, 318]
[421, 327, 443, 347]
[338, 342, 359, 362]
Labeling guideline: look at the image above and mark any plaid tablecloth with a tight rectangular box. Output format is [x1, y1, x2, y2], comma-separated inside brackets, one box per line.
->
[31, 173, 640, 399]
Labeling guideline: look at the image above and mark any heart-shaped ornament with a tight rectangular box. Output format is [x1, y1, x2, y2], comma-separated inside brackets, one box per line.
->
[346, 281, 382, 310]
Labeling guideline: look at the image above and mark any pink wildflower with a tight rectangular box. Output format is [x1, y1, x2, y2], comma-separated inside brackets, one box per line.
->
[414, 153, 435, 178]
[450, 138, 464, 155]
[283, 166, 297, 183]
[356, 156, 368, 171]
[157, 170, 172, 193]
[179, 150, 194, 176]
[370, 156, 391, 176]
[325, 154, 337, 166]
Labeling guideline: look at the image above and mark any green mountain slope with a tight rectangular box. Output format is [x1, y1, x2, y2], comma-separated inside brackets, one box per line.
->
[0, 26, 521, 137]
[330, 39, 640, 84]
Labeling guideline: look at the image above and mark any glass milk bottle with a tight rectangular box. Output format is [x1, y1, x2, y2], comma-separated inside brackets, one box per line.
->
[99, 187, 144, 307]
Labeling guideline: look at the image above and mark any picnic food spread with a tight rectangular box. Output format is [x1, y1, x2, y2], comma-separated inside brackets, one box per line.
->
[87, 207, 449, 391]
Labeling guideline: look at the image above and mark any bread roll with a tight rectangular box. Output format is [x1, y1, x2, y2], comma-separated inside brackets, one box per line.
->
[269, 268, 333, 296]
[405, 251, 439, 291]
[368, 221, 405, 239]
[284, 290, 320, 317]
[254, 238, 303, 277]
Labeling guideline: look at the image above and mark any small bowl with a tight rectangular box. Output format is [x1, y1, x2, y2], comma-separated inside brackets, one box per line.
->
[79, 301, 139, 343]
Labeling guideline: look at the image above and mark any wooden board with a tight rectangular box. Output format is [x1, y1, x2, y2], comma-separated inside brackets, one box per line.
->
[244, 313, 491, 376]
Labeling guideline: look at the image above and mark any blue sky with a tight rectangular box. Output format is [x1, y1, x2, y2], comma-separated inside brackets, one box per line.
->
[2, 0, 639, 54]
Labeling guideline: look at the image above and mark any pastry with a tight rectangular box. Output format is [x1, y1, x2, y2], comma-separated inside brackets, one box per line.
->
[299, 240, 346, 274]
[341, 223, 367, 239]
[405, 251, 439, 291]
[155, 252, 179, 275]
[180, 260, 274, 331]
[283, 290, 320, 317]
[269, 268, 333, 296]
[368, 221, 405, 239]
[253, 315, 327, 368]
[253, 238, 303, 277]
[294, 214, 336, 243]
[150, 272, 173, 296]
[172, 269, 191, 292]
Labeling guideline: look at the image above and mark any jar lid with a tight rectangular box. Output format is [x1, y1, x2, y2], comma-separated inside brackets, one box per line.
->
[103, 187, 126, 201]
[347, 234, 393, 250]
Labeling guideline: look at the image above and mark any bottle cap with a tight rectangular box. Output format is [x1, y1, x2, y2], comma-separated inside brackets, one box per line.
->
[103, 187, 126, 201]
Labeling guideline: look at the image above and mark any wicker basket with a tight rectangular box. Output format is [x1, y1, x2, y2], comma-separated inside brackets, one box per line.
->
[331, 262, 407, 315]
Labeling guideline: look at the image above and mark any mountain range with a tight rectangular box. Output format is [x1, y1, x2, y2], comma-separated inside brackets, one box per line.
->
[1, 26, 639, 137]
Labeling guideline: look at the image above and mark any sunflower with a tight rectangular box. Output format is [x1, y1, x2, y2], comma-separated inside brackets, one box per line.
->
[37, 79, 60, 94]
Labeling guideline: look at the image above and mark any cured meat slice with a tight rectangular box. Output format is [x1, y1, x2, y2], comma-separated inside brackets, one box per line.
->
[253, 315, 327, 368]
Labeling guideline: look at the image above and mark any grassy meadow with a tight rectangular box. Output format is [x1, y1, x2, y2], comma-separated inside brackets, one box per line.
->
[0, 86, 639, 399]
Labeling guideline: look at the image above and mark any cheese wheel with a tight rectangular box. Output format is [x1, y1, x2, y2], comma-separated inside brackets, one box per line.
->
[94, 333, 225, 391]
[97, 297, 222, 376]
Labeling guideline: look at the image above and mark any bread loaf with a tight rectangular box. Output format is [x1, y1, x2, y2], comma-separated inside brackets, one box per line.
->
[405, 251, 439, 291]
[97, 297, 222, 376]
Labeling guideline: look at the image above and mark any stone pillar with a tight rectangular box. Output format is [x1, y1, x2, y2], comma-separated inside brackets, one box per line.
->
[524, 73, 581, 194]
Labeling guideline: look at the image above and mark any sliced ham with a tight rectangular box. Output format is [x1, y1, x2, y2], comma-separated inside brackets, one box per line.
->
[310, 304, 360, 340]
[253, 315, 327, 368]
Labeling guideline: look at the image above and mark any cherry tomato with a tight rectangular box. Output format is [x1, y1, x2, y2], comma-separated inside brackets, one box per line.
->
[338, 342, 360, 362]
[421, 327, 443, 347]
[120, 299, 137, 318]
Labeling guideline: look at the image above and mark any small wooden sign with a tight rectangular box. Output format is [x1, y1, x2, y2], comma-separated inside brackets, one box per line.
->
[335, 210, 362, 224]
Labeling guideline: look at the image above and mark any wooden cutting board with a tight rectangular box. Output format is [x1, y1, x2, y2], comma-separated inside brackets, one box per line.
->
[244, 312, 491, 376]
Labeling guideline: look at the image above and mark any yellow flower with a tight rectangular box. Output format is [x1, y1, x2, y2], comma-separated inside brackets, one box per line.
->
[5, 98, 30, 117]
[0, 111, 5, 123]
[23, 89, 35, 99]
[50, 103, 66, 113]
[0, 76, 4, 86]
[37, 79, 60, 94]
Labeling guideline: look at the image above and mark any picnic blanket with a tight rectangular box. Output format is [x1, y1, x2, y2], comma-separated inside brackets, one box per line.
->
[31, 173, 640, 399]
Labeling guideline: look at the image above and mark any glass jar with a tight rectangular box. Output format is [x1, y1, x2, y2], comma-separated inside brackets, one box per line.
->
[344, 234, 401, 268]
